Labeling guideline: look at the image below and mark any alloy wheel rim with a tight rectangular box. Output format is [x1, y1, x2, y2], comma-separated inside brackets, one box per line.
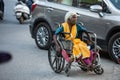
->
[36, 26, 49, 46]
[112, 37, 120, 59]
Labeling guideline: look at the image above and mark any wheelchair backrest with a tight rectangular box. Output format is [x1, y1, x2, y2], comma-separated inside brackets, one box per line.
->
[57, 33, 73, 54]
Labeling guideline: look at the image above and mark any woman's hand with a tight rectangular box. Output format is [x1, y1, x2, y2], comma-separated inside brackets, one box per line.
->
[87, 40, 92, 45]
[53, 35, 61, 52]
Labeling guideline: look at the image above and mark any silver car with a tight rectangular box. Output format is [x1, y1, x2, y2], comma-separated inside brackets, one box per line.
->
[29, 0, 120, 64]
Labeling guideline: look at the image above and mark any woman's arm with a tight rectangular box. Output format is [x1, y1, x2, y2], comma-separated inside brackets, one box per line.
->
[53, 27, 63, 52]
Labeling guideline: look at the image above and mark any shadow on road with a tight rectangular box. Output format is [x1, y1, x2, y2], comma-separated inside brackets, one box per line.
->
[100, 51, 111, 59]
[99, 50, 118, 64]
[0, 51, 12, 64]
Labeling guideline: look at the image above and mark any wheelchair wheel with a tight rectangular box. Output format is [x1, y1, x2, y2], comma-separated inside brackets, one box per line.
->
[78, 62, 88, 72]
[94, 66, 104, 75]
[48, 43, 65, 73]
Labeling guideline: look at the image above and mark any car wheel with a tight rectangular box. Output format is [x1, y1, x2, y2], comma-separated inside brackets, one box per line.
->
[34, 22, 52, 49]
[0, 17, 3, 20]
[108, 32, 120, 64]
[0, 11, 3, 20]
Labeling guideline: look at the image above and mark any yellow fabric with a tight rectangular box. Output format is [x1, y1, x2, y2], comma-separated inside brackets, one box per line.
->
[62, 22, 90, 59]
[62, 22, 76, 40]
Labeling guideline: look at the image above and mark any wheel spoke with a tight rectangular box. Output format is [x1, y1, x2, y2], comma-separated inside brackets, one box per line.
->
[52, 57, 57, 67]
[48, 44, 65, 73]
[58, 58, 62, 69]
[37, 29, 44, 44]
[57, 58, 62, 70]
[36, 25, 49, 46]
[50, 47, 56, 66]
[113, 38, 120, 58]
[56, 58, 59, 70]
[59, 58, 64, 69]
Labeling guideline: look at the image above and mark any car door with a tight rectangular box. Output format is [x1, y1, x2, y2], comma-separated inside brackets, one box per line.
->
[45, 0, 78, 31]
[74, 0, 110, 40]
[44, 1, 67, 31]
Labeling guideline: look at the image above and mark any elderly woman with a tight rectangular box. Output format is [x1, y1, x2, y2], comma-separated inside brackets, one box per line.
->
[53, 11, 92, 72]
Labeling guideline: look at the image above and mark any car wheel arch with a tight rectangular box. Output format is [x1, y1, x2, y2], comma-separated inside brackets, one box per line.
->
[33, 18, 52, 38]
[106, 26, 120, 44]
[106, 26, 120, 64]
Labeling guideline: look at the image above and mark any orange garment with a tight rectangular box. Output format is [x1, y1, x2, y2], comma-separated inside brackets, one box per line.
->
[62, 22, 90, 59]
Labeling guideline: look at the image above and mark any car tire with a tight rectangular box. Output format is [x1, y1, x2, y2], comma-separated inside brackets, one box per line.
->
[0, 11, 3, 20]
[108, 32, 120, 64]
[19, 16, 24, 24]
[34, 22, 52, 49]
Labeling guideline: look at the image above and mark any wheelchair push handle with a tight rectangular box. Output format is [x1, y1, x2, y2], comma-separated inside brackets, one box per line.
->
[81, 31, 98, 52]
[87, 31, 97, 51]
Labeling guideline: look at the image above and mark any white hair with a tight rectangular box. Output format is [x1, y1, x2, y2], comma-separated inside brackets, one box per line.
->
[64, 11, 78, 22]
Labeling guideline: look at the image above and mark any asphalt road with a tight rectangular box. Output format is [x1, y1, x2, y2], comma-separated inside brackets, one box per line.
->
[0, 0, 120, 80]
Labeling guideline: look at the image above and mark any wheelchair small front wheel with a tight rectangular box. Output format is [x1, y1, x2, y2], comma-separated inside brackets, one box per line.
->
[48, 43, 65, 73]
[94, 66, 104, 75]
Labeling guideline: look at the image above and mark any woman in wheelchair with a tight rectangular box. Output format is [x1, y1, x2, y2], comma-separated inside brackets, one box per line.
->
[53, 11, 93, 69]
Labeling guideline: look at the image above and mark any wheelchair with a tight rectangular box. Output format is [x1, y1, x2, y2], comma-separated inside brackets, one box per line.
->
[48, 24, 104, 76]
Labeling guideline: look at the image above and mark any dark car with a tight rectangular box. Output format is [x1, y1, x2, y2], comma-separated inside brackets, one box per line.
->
[29, 0, 120, 64]
[0, 0, 4, 20]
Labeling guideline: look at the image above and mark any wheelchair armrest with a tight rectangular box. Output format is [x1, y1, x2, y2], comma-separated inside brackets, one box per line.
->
[81, 31, 98, 51]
